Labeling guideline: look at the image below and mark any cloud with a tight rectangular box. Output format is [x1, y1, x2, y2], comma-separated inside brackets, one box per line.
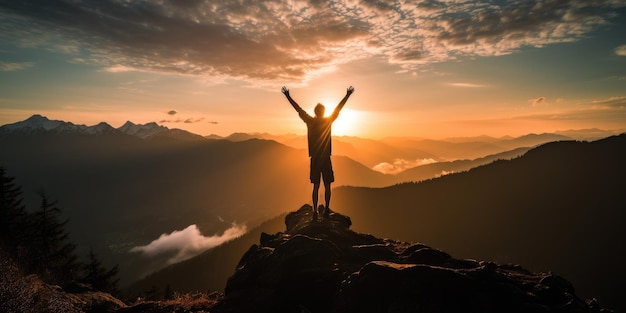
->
[448, 82, 487, 88]
[0, 61, 34, 72]
[160, 117, 205, 123]
[373, 158, 437, 174]
[103, 65, 136, 73]
[616, 45, 626, 56]
[130, 223, 246, 265]
[439, 170, 454, 177]
[592, 96, 626, 108]
[184, 117, 204, 123]
[531, 96, 546, 107]
[167, 110, 178, 116]
[514, 96, 626, 122]
[0, 0, 623, 82]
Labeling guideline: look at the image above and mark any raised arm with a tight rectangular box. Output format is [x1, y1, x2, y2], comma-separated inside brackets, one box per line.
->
[281, 86, 309, 118]
[330, 86, 355, 121]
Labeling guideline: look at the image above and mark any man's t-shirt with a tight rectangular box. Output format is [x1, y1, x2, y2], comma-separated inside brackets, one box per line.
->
[299, 113, 335, 158]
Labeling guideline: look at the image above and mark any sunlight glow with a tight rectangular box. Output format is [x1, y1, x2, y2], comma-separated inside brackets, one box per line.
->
[331, 108, 364, 136]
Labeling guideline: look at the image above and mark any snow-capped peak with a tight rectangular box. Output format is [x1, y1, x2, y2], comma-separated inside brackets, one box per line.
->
[85, 122, 115, 135]
[1, 115, 202, 140]
[116, 121, 167, 139]
[3, 114, 66, 131]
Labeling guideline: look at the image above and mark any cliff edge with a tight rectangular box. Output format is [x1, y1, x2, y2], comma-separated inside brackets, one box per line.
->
[216, 204, 609, 313]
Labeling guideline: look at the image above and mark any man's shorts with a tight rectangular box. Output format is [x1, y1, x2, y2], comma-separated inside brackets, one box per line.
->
[310, 156, 334, 184]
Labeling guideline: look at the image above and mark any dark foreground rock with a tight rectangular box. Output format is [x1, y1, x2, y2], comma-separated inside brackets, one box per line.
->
[215, 205, 611, 313]
[0, 257, 126, 313]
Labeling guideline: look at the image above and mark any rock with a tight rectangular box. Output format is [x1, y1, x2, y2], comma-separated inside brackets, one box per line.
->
[403, 246, 451, 266]
[117, 292, 221, 313]
[0, 260, 126, 313]
[74, 291, 127, 313]
[285, 204, 351, 233]
[336, 261, 596, 313]
[215, 205, 610, 313]
[336, 261, 474, 313]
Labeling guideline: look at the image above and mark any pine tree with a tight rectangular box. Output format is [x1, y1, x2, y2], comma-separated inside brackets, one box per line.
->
[28, 192, 79, 285]
[81, 248, 120, 296]
[0, 167, 28, 254]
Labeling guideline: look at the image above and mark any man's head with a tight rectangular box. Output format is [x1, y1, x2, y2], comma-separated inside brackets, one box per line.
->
[314, 103, 325, 117]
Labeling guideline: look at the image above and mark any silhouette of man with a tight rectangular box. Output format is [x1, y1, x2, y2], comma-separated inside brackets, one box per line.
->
[282, 85, 355, 220]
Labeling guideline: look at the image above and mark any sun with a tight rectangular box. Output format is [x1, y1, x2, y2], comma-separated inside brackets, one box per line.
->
[330, 108, 363, 136]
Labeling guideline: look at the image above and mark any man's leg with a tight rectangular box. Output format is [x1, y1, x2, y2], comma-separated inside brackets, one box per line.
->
[312, 182, 320, 218]
[323, 181, 332, 218]
[310, 157, 322, 220]
[321, 156, 335, 218]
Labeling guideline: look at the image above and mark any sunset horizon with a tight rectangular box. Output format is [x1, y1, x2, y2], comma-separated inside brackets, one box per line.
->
[3, 112, 625, 141]
[1, 1, 625, 138]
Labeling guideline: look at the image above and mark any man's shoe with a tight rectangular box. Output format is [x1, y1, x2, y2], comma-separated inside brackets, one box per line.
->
[322, 206, 330, 219]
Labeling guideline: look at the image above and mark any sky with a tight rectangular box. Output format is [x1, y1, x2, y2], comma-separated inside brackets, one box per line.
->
[0, 0, 625, 139]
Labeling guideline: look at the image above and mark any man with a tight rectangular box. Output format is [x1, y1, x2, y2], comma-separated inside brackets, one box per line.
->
[281, 85, 355, 220]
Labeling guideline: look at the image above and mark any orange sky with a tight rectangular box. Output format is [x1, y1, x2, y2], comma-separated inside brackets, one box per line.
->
[1, 1, 625, 138]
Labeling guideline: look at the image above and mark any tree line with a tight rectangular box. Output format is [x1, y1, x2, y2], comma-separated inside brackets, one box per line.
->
[0, 166, 119, 296]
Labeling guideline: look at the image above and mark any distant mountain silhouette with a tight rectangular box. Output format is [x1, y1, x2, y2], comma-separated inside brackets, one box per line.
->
[0, 114, 204, 140]
[212, 205, 609, 313]
[1, 115, 622, 293]
[380, 133, 569, 162]
[333, 134, 626, 311]
[217, 131, 623, 169]
[394, 147, 530, 182]
[555, 128, 625, 141]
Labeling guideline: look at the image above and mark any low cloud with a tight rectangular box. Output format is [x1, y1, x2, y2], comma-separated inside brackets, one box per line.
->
[373, 158, 437, 175]
[592, 96, 626, 108]
[185, 117, 204, 123]
[160, 117, 205, 124]
[448, 82, 487, 88]
[167, 110, 178, 116]
[130, 223, 246, 265]
[615, 45, 626, 56]
[1, 0, 622, 82]
[439, 170, 454, 177]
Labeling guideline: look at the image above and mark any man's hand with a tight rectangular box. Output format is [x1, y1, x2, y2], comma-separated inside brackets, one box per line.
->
[347, 86, 355, 96]
[281, 86, 290, 96]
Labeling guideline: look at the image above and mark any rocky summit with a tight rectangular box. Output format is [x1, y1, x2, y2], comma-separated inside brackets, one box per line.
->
[216, 205, 609, 313]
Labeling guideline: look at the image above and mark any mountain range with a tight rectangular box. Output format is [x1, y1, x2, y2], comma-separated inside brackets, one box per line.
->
[128, 134, 626, 312]
[1, 114, 205, 141]
[1, 114, 624, 310]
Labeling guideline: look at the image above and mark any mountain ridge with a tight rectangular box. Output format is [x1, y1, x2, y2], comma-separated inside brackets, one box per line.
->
[333, 134, 626, 311]
[0, 114, 204, 140]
